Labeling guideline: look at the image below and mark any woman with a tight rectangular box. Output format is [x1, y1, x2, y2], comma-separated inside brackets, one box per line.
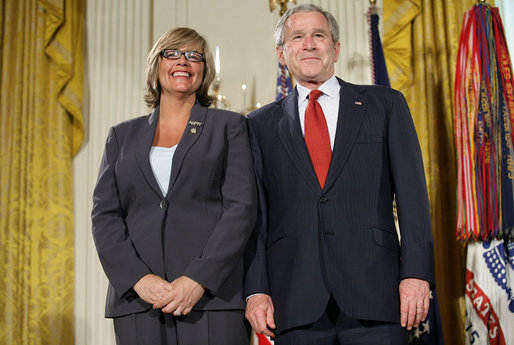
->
[91, 27, 257, 345]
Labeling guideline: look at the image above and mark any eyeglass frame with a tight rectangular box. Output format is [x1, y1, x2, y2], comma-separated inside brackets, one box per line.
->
[160, 49, 205, 62]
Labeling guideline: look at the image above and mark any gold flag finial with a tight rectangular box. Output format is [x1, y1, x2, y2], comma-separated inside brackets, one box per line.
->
[269, 0, 296, 16]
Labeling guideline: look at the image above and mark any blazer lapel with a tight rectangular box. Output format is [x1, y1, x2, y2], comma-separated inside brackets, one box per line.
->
[167, 102, 207, 194]
[324, 79, 367, 191]
[278, 89, 321, 193]
[135, 106, 163, 197]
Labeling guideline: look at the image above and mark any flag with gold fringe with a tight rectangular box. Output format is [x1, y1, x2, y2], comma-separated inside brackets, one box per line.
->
[455, 3, 514, 344]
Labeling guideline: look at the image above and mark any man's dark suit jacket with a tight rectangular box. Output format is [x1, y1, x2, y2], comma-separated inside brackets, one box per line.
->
[244, 79, 435, 334]
[92, 102, 257, 318]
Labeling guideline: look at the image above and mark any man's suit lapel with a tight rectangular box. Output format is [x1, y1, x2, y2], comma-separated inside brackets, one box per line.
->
[135, 106, 163, 197]
[278, 89, 321, 193]
[167, 102, 207, 194]
[324, 79, 367, 190]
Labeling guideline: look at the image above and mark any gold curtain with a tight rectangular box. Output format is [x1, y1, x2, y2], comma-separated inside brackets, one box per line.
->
[0, 0, 84, 344]
[383, 1, 481, 344]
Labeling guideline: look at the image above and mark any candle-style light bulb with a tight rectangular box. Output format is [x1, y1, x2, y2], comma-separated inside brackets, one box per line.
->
[241, 84, 247, 113]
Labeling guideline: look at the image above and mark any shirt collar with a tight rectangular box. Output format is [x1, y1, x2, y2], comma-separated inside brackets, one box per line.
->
[297, 75, 340, 105]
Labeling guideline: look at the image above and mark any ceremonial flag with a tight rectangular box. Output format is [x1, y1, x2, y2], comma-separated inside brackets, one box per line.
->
[465, 240, 514, 344]
[455, 4, 514, 344]
[369, 4, 444, 343]
[276, 62, 293, 100]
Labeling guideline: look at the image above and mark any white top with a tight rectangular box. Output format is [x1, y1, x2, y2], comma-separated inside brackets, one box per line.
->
[149, 145, 177, 196]
[296, 75, 341, 149]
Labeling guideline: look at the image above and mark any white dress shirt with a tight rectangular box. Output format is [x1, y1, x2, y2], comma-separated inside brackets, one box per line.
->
[296, 75, 341, 149]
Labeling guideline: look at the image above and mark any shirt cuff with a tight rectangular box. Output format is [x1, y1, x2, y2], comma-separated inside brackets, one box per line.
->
[245, 292, 266, 302]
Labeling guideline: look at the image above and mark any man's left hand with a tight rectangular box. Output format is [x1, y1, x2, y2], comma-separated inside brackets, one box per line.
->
[399, 278, 430, 330]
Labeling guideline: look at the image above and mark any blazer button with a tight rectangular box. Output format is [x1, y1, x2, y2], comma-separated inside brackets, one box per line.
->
[160, 199, 168, 209]
[319, 196, 328, 204]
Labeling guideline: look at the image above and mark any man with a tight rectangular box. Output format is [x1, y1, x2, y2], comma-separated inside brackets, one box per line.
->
[244, 4, 435, 345]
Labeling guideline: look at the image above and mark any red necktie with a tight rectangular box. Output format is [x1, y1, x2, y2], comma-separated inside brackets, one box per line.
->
[304, 90, 331, 189]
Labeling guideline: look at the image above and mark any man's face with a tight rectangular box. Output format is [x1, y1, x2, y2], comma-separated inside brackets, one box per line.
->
[277, 11, 340, 89]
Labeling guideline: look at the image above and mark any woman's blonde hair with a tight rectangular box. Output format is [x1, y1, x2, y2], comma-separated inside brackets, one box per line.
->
[144, 27, 216, 108]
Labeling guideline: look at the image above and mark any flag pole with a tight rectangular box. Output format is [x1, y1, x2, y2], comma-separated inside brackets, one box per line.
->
[270, 0, 296, 101]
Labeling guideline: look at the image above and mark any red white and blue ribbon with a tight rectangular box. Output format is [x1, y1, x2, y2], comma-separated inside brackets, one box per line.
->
[455, 4, 514, 242]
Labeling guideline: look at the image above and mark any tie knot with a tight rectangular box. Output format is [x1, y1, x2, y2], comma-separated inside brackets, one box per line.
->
[309, 89, 323, 102]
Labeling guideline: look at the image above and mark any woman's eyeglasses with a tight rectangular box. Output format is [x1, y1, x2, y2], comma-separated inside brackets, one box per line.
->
[161, 49, 205, 62]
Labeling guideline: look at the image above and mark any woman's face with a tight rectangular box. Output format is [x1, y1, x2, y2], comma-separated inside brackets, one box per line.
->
[158, 46, 205, 99]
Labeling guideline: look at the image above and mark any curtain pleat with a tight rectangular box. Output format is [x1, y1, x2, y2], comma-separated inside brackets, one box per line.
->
[0, 0, 84, 343]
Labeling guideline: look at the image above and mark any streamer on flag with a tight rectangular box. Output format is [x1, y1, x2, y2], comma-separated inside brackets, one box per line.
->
[454, 4, 514, 242]
[276, 62, 293, 100]
[369, 4, 444, 344]
[455, 4, 514, 344]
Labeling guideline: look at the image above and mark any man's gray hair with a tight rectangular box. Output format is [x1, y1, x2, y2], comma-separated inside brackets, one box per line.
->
[274, 4, 340, 47]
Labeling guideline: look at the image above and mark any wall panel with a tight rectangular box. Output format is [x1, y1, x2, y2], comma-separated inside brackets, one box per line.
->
[74, 1, 151, 344]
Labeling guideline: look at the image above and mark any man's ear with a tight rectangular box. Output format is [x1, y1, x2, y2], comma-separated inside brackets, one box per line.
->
[276, 46, 287, 66]
[333, 41, 341, 63]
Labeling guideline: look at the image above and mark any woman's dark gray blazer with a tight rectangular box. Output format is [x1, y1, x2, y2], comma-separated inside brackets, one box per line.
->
[92, 102, 257, 318]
